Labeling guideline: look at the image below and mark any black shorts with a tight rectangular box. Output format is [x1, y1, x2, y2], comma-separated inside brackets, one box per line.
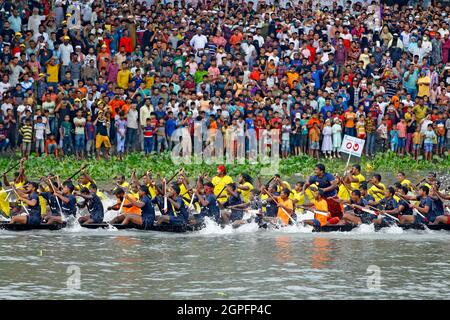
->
[27, 215, 41, 225]
[230, 211, 244, 222]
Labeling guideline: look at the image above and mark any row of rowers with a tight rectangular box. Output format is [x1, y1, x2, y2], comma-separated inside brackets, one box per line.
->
[1, 163, 449, 228]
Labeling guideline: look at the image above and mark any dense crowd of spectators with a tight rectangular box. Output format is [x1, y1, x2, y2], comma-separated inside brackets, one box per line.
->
[0, 0, 449, 162]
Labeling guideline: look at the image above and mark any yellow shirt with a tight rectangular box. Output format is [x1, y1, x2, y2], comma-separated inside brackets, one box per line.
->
[368, 183, 386, 202]
[290, 189, 305, 213]
[47, 63, 59, 83]
[276, 181, 291, 193]
[238, 182, 254, 203]
[117, 69, 131, 89]
[412, 105, 428, 123]
[146, 184, 156, 199]
[212, 175, 233, 203]
[350, 174, 365, 190]
[338, 184, 351, 201]
[0, 188, 11, 217]
[417, 76, 431, 98]
[119, 182, 130, 188]
[39, 195, 47, 216]
[400, 179, 412, 190]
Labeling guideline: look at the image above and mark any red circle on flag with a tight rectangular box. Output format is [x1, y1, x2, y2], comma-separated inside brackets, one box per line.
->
[353, 143, 359, 151]
[346, 142, 352, 149]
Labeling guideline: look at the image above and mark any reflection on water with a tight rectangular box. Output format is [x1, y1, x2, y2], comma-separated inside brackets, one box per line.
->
[1, 228, 450, 299]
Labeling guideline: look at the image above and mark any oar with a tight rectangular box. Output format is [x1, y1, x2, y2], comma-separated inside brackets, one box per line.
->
[12, 188, 30, 216]
[367, 205, 400, 223]
[166, 168, 184, 185]
[163, 178, 168, 213]
[216, 185, 228, 200]
[65, 163, 88, 181]
[2, 161, 20, 176]
[48, 178, 64, 217]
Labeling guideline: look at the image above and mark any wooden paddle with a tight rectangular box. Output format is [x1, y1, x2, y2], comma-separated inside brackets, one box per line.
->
[367, 205, 400, 223]
[65, 163, 88, 181]
[2, 161, 20, 176]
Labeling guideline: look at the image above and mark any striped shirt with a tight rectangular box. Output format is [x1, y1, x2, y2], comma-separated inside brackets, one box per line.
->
[19, 125, 33, 143]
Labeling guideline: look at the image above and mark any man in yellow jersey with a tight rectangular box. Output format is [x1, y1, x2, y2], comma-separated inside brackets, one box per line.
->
[368, 174, 386, 202]
[396, 172, 412, 191]
[116, 174, 130, 189]
[290, 181, 307, 214]
[0, 182, 11, 217]
[211, 165, 233, 204]
[237, 173, 254, 203]
[274, 174, 291, 192]
[346, 164, 365, 190]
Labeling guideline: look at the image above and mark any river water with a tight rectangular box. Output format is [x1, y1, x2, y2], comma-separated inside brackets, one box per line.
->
[1, 219, 450, 300]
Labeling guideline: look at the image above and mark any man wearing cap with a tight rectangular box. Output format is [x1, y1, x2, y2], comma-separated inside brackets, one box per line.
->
[190, 27, 208, 52]
[211, 165, 233, 204]
[59, 36, 74, 76]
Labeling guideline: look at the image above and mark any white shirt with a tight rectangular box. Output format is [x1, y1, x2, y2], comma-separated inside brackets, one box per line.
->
[27, 14, 46, 35]
[190, 34, 208, 51]
[0, 82, 11, 96]
[59, 44, 74, 66]
[127, 109, 139, 129]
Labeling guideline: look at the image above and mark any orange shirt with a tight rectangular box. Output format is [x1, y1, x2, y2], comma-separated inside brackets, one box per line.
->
[229, 33, 243, 46]
[276, 196, 294, 225]
[344, 111, 356, 128]
[121, 194, 141, 215]
[109, 99, 125, 118]
[312, 199, 329, 226]
[286, 71, 300, 88]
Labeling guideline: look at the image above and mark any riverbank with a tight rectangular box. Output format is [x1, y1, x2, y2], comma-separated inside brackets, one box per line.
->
[1, 151, 449, 183]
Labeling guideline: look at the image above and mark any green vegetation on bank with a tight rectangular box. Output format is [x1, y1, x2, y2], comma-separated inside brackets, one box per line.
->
[1, 151, 449, 182]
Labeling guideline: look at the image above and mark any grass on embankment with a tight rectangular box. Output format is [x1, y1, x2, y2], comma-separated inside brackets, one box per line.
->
[1, 151, 449, 182]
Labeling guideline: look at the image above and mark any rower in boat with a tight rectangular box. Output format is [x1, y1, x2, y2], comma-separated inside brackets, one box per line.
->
[302, 163, 341, 219]
[372, 187, 399, 226]
[336, 190, 372, 225]
[430, 183, 450, 224]
[191, 182, 220, 224]
[263, 187, 295, 226]
[429, 187, 450, 225]
[212, 165, 233, 204]
[155, 184, 189, 226]
[40, 180, 61, 223]
[261, 184, 279, 219]
[301, 189, 331, 227]
[359, 182, 376, 206]
[121, 185, 156, 229]
[116, 175, 130, 189]
[396, 186, 416, 224]
[220, 183, 244, 225]
[368, 174, 386, 202]
[75, 187, 104, 224]
[274, 174, 291, 193]
[42, 181, 77, 224]
[237, 173, 254, 203]
[290, 182, 307, 213]
[396, 172, 412, 191]
[10, 182, 41, 225]
[109, 187, 141, 224]
[398, 186, 434, 224]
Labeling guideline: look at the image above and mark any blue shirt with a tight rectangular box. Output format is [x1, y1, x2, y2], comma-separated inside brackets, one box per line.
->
[308, 173, 337, 197]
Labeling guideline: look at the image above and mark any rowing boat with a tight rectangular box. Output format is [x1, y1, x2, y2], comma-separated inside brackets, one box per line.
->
[0, 221, 67, 231]
[259, 222, 450, 232]
[80, 222, 206, 232]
